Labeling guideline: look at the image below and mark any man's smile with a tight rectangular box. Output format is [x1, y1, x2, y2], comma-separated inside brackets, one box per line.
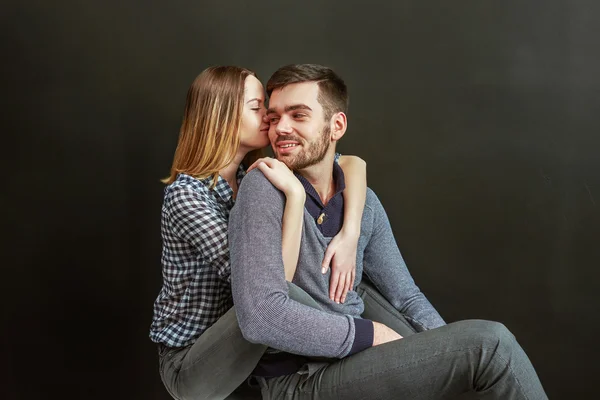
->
[275, 140, 301, 155]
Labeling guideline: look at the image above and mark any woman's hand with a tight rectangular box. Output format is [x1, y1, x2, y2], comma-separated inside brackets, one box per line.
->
[247, 157, 304, 198]
[322, 227, 359, 304]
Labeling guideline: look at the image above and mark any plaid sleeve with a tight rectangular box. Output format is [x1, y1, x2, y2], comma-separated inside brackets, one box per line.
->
[165, 186, 230, 278]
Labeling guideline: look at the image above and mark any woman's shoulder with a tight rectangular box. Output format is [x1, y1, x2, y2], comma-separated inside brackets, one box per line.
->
[163, 174, 213, 209]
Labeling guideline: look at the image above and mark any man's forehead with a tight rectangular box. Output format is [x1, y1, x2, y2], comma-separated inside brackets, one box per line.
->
[270, 81, 320, 106]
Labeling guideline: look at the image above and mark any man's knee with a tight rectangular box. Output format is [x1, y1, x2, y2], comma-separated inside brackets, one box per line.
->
[467, 319, 517, 350]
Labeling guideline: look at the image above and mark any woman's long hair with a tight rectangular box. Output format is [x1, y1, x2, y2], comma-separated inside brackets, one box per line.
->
[163, 66, 263, 186]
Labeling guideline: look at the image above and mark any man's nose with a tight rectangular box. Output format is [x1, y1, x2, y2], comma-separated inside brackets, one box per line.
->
[275, 116, 292, 134]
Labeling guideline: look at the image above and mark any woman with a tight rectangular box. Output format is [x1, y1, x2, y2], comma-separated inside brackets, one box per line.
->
[149, 66, 368, 400]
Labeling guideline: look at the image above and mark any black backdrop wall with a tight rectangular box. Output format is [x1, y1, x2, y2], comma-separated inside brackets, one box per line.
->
[3, 1, 599, 399]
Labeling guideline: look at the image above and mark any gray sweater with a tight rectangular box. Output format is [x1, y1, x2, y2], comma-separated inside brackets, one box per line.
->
[229, 169, 445, 358]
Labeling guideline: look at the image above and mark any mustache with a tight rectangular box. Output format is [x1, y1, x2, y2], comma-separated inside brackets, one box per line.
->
[275, 136, 302, 144]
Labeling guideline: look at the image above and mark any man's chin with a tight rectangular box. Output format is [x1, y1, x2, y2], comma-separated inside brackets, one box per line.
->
[277, 157, 296, 170]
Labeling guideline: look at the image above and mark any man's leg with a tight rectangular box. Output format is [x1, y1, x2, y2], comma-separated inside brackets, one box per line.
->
[261, 320, 547, 400]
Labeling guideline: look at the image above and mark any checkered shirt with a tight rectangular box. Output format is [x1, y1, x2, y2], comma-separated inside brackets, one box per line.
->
[149, 166, 245, 347]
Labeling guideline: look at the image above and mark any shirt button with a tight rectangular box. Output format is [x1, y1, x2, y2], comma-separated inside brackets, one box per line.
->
[317, 213, 326, 225]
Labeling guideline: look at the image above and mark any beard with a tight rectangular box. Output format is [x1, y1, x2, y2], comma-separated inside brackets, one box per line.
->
[275, 124, 331, 171]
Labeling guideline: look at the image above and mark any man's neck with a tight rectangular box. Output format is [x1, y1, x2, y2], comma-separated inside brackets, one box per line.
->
[297, 152, 336, 206]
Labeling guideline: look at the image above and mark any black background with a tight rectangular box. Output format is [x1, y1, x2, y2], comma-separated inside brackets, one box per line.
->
[3, 1, 599, 399]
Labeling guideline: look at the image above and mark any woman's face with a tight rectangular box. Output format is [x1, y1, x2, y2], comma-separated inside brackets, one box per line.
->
[239, 75, 269, 151]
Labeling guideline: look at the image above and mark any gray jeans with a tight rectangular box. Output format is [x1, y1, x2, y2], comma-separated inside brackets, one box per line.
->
[157, 280, 416, 400]
[158, 302, 266, 400]
[257, 319, 548, 400]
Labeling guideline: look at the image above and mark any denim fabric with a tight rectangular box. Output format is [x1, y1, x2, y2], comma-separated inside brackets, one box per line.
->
[157, 283, 326, 400]
[158, 304, 266, 400]
[258, 320, 548, 400]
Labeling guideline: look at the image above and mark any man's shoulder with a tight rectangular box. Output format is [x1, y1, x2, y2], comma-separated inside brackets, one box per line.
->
[230, 169, 287, 230]
[365, 187, 383, 209]
[237, 169, 286, 204]
[363, 187, 390, 223]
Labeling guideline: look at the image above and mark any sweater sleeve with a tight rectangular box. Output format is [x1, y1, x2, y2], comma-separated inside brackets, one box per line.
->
[362, 189, 446, 331]
[229, 169, 371, 358]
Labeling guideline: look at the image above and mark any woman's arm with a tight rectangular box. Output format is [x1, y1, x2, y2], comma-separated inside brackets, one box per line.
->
[338, 155, 367, 237]
[280, 188, 306, 281]
[323, 155, 367, 303]
[248, 157, 305, 281]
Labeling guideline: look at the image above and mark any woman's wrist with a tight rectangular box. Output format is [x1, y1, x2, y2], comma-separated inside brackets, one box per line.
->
[340, 221, 361, 239]
[285, 184, 306, 202]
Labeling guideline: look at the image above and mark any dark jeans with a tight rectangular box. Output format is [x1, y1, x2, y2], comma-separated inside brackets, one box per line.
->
[257, 319, 548, 400]
[158, 282, 547, 399]
[157, 280, 416, 400]
[355, 277, 417, 337]
[158, 303, 266, 400]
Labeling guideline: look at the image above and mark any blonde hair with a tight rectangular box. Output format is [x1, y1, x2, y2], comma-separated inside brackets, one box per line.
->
[163, 66, 263, 186]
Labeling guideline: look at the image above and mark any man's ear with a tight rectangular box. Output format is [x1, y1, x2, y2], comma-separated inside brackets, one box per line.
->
[330, 112, 347, 141]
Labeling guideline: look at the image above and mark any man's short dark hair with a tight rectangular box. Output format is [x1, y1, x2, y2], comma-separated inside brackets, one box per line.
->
[266, 64, 349, 121]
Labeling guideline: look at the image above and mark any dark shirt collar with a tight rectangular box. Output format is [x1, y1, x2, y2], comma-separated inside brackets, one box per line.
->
[294, 162, 346, 237]
[293, 162, 346, 207]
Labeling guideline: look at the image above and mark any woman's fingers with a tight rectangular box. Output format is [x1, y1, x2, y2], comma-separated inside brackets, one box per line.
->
[256, 161, 274, 178]
[334, 274, 347, 304]
[341, 271, 353, 304]
[321, 247, 334, 274]
[247, 157, 275, 172]
[329, 272, 340, 301]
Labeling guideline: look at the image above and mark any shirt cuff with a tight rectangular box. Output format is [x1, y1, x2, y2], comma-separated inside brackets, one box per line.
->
[348, 318, 374, 356]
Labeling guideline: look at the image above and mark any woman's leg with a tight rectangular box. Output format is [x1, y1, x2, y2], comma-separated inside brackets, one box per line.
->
[287, 282, 324, 310]
[159, 284, 323, 400]
[356, 277, 417, 337]
[160, 306, 267, 400]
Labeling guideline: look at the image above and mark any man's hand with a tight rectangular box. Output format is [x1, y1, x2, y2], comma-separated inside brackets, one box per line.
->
[372, 321, 403, 346]
[322, 228, 359, 304]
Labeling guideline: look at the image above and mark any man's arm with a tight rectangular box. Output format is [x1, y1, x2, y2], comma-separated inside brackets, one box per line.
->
[362, 189, 446, 332]
[229, 170, 374, 358]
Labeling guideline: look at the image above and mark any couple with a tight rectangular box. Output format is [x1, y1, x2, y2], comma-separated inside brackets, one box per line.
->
[150, 64, 547, 399]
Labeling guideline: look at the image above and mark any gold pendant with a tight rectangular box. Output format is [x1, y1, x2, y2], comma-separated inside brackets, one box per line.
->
[317, 213, 325, 225]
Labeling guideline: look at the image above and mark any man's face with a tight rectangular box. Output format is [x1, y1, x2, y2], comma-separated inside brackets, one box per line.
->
[266, 82, 332, 170]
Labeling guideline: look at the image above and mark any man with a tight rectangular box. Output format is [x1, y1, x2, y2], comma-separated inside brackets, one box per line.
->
[229, 64, 547, 399]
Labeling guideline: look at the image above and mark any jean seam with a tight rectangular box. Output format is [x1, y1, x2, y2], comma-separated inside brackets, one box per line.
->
[362, 286, 416, 332]
[403, 315, 426, 332]
[361, 276, 427, 332]
[160, 352, 183, 400]
[491, 350, 530, 400]
[178, 326, 239, 373]
[311, 345, 509, 393]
